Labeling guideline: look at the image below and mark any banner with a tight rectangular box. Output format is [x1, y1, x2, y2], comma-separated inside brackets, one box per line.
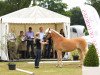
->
[80, 5, 100, 56]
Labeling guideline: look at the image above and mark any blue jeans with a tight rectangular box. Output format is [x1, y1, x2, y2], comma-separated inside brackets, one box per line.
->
[46, 45, 52, 58]
[35, 49, 41, 67]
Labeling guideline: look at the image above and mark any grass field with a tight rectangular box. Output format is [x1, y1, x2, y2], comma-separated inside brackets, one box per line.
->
[0, 61, 82, 75]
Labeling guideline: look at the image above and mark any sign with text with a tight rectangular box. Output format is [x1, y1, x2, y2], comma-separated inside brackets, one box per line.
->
[80, 5, 100, 56]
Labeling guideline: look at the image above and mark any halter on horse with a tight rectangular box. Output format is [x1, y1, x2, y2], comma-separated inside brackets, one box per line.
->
[45, 28, 87, 67]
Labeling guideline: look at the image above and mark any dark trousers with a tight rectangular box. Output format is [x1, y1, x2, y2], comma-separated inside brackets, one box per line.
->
[18, 51, 26, 59]
[7, 41, 17, 60]
[35, 49, 41, 67]
[26, 40, 34, 58]
[46, 45, 52, 59]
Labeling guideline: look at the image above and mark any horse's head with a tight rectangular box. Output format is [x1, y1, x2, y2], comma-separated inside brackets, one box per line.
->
[45, 28, 64, 39]
[45, 28, 52, 39]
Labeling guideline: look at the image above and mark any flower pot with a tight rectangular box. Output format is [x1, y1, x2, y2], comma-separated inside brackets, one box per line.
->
[8, 64, 16, 70]
[73, 55, 79, 60]
[82, 66, 100, 75]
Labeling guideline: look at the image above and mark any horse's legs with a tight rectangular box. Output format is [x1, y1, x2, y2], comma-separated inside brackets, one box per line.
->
[53, 49, 55, 59]
[57, 51, 62, 67]
[56, 51, 60, 67]
[80, 47, 87, 61]
[78, 49, 83, 66]
[59, 51, 63, 67]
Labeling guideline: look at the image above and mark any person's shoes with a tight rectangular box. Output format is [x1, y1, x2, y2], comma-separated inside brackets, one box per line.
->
[35, 66, 39, 68]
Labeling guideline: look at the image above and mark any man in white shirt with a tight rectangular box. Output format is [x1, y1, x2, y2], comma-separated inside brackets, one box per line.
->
[39, 27, 45, 58]
[7, 33, 16, 42]
[39, 27, 45, 42]
[7, 31, 17, 60]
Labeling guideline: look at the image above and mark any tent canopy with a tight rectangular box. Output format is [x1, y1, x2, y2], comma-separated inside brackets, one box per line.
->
[0, 6, 70, 60]
[1, 6, 70, 24]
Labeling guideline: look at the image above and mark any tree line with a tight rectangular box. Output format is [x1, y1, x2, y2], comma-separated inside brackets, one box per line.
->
[0, 0, 99, 26]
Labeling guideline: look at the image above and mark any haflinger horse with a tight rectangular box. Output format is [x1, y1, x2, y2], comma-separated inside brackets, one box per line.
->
[45, 28, 87, 67]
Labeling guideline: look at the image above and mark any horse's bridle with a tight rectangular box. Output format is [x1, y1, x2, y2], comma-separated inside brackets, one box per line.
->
[45, 28, 51, 38]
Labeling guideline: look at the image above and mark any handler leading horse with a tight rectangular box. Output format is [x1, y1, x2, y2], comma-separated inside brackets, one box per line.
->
[45, 28, 87, 67]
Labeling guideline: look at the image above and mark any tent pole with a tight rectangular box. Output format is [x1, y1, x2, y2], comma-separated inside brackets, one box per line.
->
[0, 18, 2, 60]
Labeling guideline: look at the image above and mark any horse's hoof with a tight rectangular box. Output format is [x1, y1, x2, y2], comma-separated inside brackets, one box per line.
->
[56, 64, 59, 67]
[59, 66, 62, 68]
[78, 64, 82, 67]
[61, 63, 64, 66]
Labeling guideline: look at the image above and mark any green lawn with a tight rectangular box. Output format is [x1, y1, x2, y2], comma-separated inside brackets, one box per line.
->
[0, 62, 82, 75]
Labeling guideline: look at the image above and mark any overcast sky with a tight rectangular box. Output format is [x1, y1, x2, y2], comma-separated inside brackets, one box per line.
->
[62, 0, 87, 9]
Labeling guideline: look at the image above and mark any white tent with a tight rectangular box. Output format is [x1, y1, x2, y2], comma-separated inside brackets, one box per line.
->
[0, 6, 70, 60]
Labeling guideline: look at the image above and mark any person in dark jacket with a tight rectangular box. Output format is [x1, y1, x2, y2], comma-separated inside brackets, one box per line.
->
[35, 32, 47, 68]
[46, 37, 53, 58]
[60, 29, 65, 37]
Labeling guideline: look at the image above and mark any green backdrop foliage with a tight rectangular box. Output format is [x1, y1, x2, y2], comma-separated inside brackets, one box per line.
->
[87, 0, 100, 16]
[0, 0, 31, 16]
[69, 7, 85, 26]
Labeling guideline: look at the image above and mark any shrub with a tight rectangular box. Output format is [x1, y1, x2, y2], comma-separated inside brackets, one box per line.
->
[83, 44, 99, 67]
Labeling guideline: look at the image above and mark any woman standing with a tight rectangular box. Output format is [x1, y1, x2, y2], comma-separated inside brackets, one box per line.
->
[60, 29, 65, 37]
[35, 32, 47, 68]
[17, 31, 26, 59]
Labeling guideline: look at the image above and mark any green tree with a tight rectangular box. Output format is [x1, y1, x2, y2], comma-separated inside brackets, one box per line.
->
[69, 7, 85, 26]
[65, 11, 72, 17]
[83, 28, 89, 35]
[0, 0, 70, 18]
[0, 0, 31, 16]
[36, 0, 68, 16]
[86, 0, 100, 16]
[7, 0, 31, 11]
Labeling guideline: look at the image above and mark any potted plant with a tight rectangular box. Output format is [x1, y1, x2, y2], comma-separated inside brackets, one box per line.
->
[8, 60, 16, 70]
[71, 50, 79, 60]
[82, 44, 100, 75]
[0, 56, 2, 62]
[7, 41, 17, 70]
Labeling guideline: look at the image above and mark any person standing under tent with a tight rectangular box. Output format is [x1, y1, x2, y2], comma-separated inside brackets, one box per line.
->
[39, 27, 45, 42]
[60, 29, 65, 37]
[26, 27, 34, 58]
[38, 27, 45, 58]
[17, 31, 27, 59]
[7, 29, 18, 60]
[45, 36, 53, 59]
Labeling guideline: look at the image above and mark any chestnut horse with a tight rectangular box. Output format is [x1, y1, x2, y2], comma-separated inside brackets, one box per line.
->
[45, 28, 87, 67]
